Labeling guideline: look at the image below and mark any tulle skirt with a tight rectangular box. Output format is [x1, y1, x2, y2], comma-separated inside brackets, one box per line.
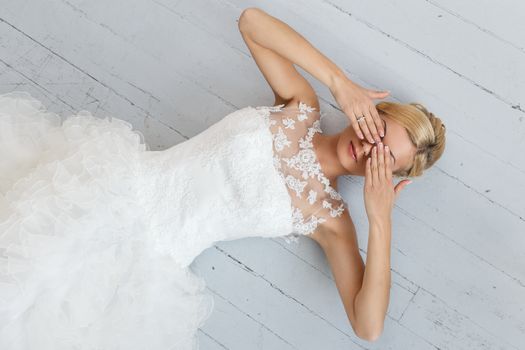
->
[0, 91, 214, 349]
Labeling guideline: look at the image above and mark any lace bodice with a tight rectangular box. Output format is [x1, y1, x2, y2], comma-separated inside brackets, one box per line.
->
[254, 101, 348, 243]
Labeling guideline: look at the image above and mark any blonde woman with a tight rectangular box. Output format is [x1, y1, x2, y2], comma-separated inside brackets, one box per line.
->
[0, 6, 445, 349]
[238, 7, 446, 341]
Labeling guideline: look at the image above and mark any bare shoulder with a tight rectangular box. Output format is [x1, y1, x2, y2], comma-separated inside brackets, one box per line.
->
[309, 207, 359, 249]
[280, 95, 320, 111]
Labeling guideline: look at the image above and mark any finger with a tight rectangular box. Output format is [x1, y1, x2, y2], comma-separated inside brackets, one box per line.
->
[364, 107, 381, 144]
[365, 156, 372, 188]
[377, 142, 385, 182]
[385, 145, 393, 181]
[372, 145, 379, 185]
[346, 108, 365, 140]
[356, 108, 374, 144]
[369, 104, 385, 138]
[394, 179, 412, 199]
[368, 90, 390, 99]
[362, 121, 374, 144]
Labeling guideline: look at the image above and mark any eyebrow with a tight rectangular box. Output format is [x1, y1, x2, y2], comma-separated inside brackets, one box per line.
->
[382, 119, 397, 165]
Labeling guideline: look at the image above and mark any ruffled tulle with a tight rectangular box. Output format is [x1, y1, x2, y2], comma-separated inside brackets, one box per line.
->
[0, 91, 214, 349]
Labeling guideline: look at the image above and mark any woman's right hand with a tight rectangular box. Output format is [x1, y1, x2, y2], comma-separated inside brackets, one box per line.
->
[329, 74, 390, 144]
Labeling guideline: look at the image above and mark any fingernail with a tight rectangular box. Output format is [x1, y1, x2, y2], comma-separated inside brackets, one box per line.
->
[407, 181, 412, 185]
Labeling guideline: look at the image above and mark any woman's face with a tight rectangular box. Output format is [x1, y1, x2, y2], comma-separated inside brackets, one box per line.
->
[336, 114, 417, 177]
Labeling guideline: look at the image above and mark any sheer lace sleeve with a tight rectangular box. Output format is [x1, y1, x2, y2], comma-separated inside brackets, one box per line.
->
[255, 101, 348, 243]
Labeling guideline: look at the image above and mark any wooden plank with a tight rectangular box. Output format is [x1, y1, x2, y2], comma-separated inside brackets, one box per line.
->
[0, 1, 237, 141]
[427, 0, 525, 51]
[192, 243, 438, 349]
[196, 284, 296, 350]
[209, 238, 425, 342]
[0, 21, 184, 151]
[197, 328, 230, 350]
[324, 0, 525, 111]
[400, 287, 517, 350]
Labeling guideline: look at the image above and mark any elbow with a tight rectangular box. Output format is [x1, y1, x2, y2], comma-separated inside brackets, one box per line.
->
[238, 7, 264, 33]
[352, 322, 384, 342]
[358, 328, 383, 342]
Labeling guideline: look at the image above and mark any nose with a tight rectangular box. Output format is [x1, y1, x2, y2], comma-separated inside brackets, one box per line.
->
[361, 140, 375, 157]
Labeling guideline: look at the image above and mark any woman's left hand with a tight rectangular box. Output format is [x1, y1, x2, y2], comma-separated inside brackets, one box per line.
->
[363, 142, 412, 223]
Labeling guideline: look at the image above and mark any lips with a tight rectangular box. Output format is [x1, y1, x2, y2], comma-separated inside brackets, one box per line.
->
[349, 141, 357, 161]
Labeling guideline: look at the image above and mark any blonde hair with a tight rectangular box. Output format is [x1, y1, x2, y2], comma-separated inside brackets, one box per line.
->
[375, 101, 446, 178]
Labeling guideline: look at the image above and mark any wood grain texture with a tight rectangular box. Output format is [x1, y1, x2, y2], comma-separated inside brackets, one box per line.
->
[0, 0, 523, 348]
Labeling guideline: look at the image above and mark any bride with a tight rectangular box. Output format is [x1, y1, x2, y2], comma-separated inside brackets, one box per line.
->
[0, 6, 446, 349]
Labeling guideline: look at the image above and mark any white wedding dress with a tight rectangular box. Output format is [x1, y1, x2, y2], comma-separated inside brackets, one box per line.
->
[0, 91, 348, 349]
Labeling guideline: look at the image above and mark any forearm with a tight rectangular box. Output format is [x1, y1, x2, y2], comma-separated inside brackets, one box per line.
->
[239, 8, 346, 91]
[353, 218, 392, 339]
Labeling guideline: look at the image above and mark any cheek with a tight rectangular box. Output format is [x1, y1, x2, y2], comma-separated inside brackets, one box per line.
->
[336, 130, 352, 165]
[356, 159, 367, 176]
[343, 125, 355, 138]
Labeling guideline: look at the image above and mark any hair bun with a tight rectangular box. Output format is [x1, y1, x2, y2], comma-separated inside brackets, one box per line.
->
[375, 101, 446, 178]
[410, 102, 445, 137]
[410, 103, 433, 119]
[414, 103, 446, 175]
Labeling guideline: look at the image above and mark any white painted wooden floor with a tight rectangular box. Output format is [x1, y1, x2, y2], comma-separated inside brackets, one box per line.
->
[1, 0, 524, 349]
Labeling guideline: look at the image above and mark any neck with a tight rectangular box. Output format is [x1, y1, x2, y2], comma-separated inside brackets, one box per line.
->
[312, 132, 349, 182]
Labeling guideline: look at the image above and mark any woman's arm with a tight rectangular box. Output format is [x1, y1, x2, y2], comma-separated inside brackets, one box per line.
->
[354, 218, 392, 340]
[238, 7, 387, 143]
[318, 213, 391, 342]
[320, 141, 408, 341]
[238, 7, 345, 106]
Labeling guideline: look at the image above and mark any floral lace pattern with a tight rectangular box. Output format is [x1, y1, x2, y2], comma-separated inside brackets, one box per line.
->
[255, 102, 347, 243]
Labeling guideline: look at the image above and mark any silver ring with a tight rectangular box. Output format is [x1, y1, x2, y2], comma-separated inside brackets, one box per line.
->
[357, 116, 366, 122]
